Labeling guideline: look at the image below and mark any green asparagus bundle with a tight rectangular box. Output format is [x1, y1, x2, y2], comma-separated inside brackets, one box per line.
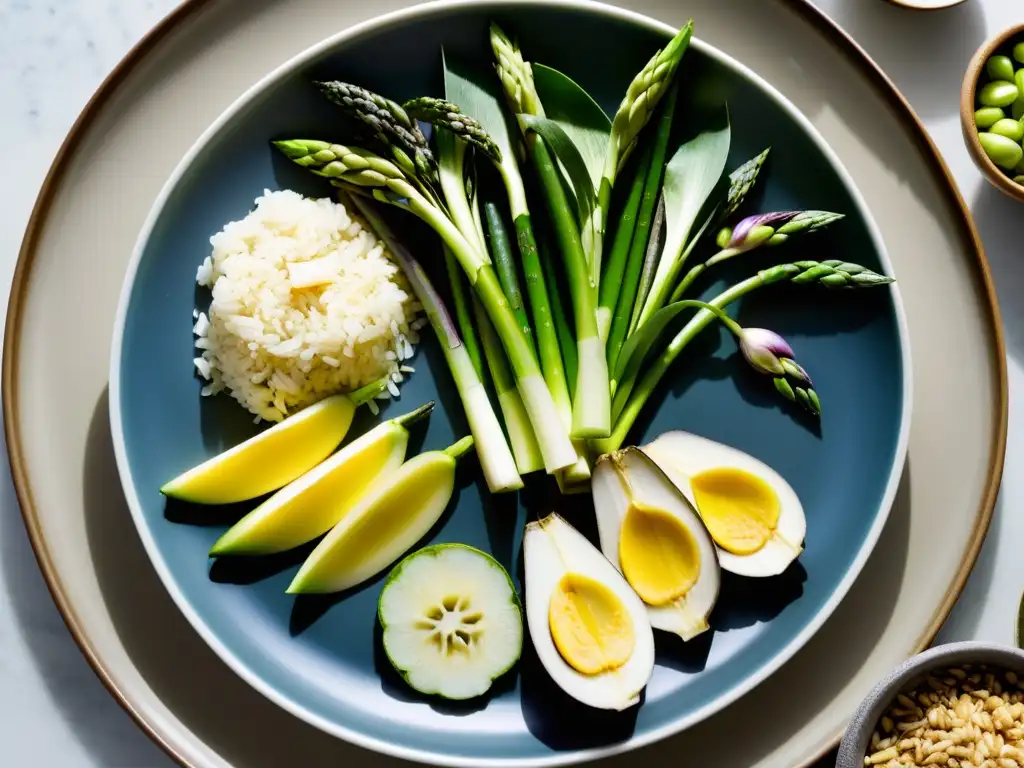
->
[274, 18, 898, 494]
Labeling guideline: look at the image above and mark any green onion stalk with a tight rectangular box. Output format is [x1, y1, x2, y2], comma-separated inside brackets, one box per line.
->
[407, 94, 591, 483]
[472, 295, 544, 474]
[442, 244, 484, 381]
[595, 259, 895, 454]
[603, 85, 678, 366]
[498, 158, 593, 486]
[490, 23, 610, 440]
[276, 140, 577, 472]
[343, 192, 524, 492]
[436, 129, 488, 257]
[477, 198, 544, 475]
[596, 145, 652, 341]
[594, 22, 693, 288]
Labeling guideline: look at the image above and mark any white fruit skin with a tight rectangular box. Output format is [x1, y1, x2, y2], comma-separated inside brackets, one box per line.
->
[290, 452, 454, 594]
[379, 546, 522, 700]
[518, 374, 577, 472]
[644, 431, 807, 578]
[524, 514, 655, 711]
[592, 450, 720, 641]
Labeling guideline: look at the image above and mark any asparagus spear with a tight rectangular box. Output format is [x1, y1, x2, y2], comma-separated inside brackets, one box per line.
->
[315, 81, 437, 185]
[722, 148, 770, 220]
[591, 23, 693, 286]
[713, 210, 845, 260]
[596, 143, 652, 341]
[490, 23, 611, 439]
[482, 197, 534, 355]
[669, 210, 846, 302]
[278, 139, 576, 472]
[404, 97, 502, 164]
[737, 328, 821, 415]
[597, 259, 894, 453]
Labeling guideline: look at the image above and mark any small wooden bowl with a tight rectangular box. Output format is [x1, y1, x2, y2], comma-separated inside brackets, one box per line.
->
[961, 22, 1024, 203]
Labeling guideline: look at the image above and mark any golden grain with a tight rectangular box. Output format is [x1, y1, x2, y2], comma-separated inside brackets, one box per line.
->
[867, 668, 1024, 768]
[867, 748, 900, 765]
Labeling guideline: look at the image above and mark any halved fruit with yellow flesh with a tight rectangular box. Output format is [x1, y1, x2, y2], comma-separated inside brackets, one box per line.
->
[643, 430, 806, 578]
[160, 394, 357, 504]
[549, 572, 635, 675]
[209, 402, 434, 556]
[592, 448, 720, 641]
[287, 436, 475, 595]
[524, 513, 654, 711]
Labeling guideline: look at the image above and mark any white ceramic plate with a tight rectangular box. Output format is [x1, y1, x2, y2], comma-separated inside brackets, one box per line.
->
[3, 0, 1005, 767]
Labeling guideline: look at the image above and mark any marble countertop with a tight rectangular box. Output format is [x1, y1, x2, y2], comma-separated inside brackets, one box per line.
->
[1, 0, 1021, 765]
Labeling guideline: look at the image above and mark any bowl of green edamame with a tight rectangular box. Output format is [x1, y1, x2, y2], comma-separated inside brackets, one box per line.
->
[961, 22, 1024, 203]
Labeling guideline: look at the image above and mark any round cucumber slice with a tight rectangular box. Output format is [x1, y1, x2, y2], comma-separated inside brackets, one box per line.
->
[378, 543, 522, 700]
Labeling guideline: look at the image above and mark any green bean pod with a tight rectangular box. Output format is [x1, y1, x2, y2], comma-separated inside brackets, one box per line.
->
[979, 131, 1024, 170]
[976, 107, 1005, 128]
[979, 81, 1020, 108]
[987, 55, 1016, 82]
[990, 118, 1024, 142]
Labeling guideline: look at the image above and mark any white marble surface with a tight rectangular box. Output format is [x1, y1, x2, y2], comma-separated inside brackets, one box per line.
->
[0, 0, 1020, 765]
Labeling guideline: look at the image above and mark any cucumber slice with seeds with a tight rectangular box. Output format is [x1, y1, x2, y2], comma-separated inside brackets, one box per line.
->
[378, 543, 523, 700]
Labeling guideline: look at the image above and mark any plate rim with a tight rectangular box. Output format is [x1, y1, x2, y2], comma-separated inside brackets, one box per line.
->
[106, 1, 914, 765]
[2, 1, 1006, 767]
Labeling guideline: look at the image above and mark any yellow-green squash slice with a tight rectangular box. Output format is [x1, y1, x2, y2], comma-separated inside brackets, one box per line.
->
[160, 378, 392, 504]
[209, 402, 434, 556]
[287, 436, 475, 594]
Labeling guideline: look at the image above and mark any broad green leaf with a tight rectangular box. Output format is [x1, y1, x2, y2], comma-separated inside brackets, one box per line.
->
[520, 114, 597, 233]
[613, 299, 696, 385]
[442, 50, 517, 163]
[634, 107, 731, 333]
[533, 64, 611, 189]
[663, 108, 732, 262]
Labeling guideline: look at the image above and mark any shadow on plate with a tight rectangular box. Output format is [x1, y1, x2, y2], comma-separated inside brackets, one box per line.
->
[654, 629, 714, 675]
[163, 495, 257, 527]
[712, 562, 808, 632]
[209, 543, 316, 585]
[519, 637, 641, 751]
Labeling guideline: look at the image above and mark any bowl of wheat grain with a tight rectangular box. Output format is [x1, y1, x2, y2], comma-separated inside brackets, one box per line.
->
[836, 642, 1024, 768]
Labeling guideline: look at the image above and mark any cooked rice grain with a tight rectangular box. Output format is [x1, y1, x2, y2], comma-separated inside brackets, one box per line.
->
[193, 189, 419, 422]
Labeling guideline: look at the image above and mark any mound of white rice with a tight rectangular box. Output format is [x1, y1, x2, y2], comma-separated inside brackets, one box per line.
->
[193, 189, 422, 422]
